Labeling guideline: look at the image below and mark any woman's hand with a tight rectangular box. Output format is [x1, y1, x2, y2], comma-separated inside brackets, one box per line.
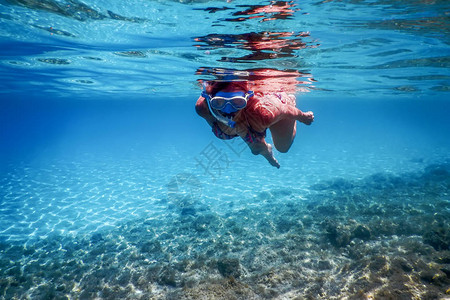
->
[298, 111, 314, 125]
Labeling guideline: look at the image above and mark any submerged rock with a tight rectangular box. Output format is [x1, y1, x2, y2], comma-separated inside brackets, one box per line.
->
[423, 164, 450, 180]
[322, 219, 351, 247]
[140, 240, 162, 254]
[175, 277, 257, 299]
[275, 218, 298, 233]
[158, 266, 177, 287]
[352, 224, 372, 240]
[90, 233, 103, 244]
[311, 177, 355, 191]
[181, 207, 196, 216]
[392, 257, 413, 273]
[424, 227, 449, 251]
[217, 258, 241, 278]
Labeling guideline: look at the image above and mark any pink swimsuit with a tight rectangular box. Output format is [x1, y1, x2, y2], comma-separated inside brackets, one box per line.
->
[208, 91, 297, 144]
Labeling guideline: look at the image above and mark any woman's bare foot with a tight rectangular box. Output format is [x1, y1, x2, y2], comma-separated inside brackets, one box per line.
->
[298, 111, 314, 125]
[266, 143, 280, 168]
[250, 142, 280, 168]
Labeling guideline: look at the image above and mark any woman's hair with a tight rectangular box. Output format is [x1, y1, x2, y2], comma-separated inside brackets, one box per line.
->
[205, 81, 248, 96]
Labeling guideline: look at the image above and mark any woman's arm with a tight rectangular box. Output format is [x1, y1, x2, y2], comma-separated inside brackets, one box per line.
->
[195, 96, 215, 126]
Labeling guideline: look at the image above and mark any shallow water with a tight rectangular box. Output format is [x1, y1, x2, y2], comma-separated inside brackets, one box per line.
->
[1, 0, 449, 299]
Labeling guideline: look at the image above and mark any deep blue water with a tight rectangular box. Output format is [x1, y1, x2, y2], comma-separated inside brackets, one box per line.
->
[0, 0, 449, 299]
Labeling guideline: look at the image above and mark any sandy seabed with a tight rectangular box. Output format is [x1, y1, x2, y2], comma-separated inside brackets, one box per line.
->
[0, 162, 449, 300]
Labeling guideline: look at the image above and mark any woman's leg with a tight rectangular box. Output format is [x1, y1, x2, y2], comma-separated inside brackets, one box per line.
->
[269, 119, 297, 153]
[269, 107, 314, 153]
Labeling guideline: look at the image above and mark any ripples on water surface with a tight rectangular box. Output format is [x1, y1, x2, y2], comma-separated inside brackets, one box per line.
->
[0, 0, 450, 299]
[0, 0, 448, 97]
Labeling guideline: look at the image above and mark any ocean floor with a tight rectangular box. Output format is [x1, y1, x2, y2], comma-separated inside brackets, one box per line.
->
[0, 162, 449, 299]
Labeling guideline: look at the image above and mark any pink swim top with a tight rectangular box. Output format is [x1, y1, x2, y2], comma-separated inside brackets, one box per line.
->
[209, 91, 296, 143]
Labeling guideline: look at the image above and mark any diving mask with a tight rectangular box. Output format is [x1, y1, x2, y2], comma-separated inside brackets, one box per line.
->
[209, 91, 254, 111]
[201, 88, 254, 128]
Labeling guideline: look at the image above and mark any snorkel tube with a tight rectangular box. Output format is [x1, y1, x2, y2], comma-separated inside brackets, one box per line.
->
[202, 83, 237, 128]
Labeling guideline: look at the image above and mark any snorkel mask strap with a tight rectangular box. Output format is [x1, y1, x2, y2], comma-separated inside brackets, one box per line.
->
[202, 83, 236, 128]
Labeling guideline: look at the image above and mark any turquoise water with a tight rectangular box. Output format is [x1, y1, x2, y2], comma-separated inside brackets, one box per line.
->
[1, 0, 449, 299]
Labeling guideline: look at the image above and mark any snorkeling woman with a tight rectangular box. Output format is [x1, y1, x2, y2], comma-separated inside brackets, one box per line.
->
[195, 80, 314, 168]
